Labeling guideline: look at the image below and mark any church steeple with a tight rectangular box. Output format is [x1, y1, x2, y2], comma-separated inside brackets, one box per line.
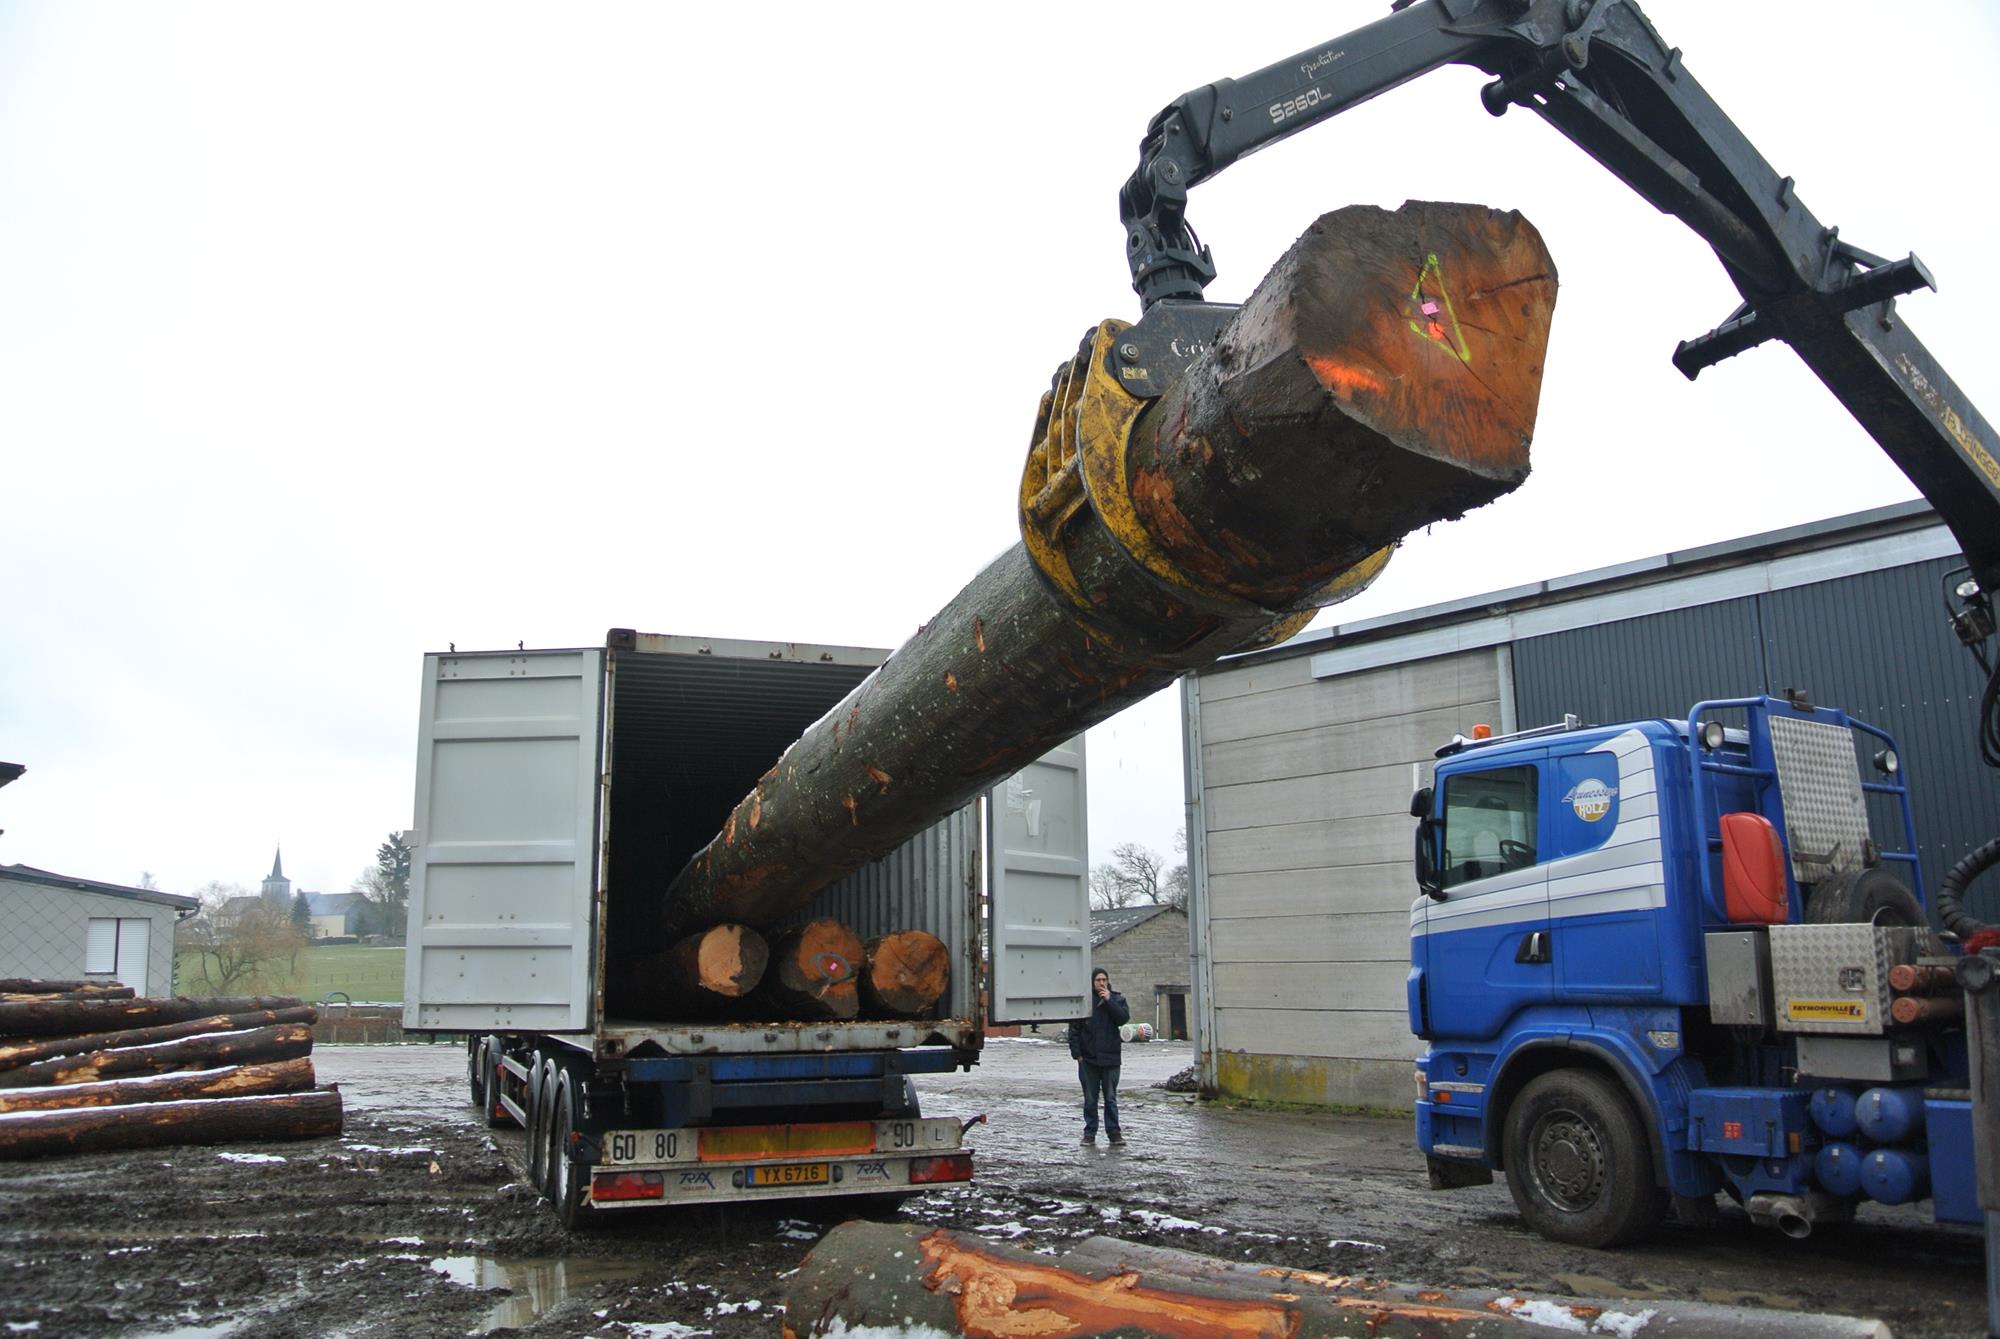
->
[262, 846, 291, 907]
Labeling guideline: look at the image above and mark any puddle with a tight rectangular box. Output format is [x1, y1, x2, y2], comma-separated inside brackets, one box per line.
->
[429, 1254, 649, 1333]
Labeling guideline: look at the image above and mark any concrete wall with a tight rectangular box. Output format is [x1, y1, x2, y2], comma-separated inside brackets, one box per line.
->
[0, 877, 184, 996]
[1093, 909, 1190, 1037]
[1188, 649, 1503, 1109]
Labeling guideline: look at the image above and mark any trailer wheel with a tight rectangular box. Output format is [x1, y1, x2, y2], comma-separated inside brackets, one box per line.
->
[466, 1038, 485, 1109]
[524, 1049, 550, 1191]
[1804, 867, 1926, 929]
[479, 1037, 512, 1130]
[1503, 1069, 1664, 1248]
[549, 1076, 595, 1230]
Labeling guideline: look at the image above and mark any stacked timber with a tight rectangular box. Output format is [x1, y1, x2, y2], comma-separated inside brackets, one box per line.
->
[0, 984, 342, 1160]
[608, 922, 949, 1023]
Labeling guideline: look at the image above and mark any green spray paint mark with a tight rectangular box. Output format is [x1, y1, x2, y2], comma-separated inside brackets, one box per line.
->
[1407, 252, 1472, 365]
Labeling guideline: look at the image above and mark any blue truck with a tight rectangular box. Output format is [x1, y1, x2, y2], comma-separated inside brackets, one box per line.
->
[1409, 692, 1997, 1247]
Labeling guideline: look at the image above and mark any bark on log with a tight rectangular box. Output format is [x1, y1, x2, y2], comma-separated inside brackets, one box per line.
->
[0, 979, 108, 994]
[0, 986, 135, 1003]
[0, 1087, 343, 1160]
[0, 1006, 320, 1074]
[0, 1023, 314, 1089]
[0, 995, 305, 1039]
[0, 1058, 317, 1114]
[665, 202, 1555, 936]
[609, 924, 770, 1018]
[860, 931, 950, 1017]
[785, 1222, 1891, 1339]
[758, 920, 863, 1020]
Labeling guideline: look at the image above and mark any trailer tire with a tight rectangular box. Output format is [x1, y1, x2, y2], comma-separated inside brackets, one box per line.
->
[480, 1037, 512, 1130]
[467, 1038, 485, 1109]
[1804, 867, 1926, 929]
[524, 1049, 550, 1191]
[549, 1075, 595, 1230]
[1503, 1069, 1664, 1248]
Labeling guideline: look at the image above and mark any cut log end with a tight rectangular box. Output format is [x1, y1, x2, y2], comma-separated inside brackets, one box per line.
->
[861, 931, 950, 1017]
[694, 923, 770, 997]
[762, 920, 863, 1021]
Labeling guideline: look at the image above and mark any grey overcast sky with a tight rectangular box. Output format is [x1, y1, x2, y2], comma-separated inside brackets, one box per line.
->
[2, 3, 1996, 902]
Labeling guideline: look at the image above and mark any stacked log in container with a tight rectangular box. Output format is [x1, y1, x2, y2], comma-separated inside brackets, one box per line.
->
[613, 921, 949, 1023]
[0, 980, 343, 1160]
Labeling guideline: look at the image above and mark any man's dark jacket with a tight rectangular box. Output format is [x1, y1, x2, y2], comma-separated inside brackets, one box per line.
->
[1069, 989, 1130, 1066]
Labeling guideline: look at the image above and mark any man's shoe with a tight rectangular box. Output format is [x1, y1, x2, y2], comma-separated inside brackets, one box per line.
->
[1081, 1133, 1096, 1144]
[1107, 1132, 1125, 1146]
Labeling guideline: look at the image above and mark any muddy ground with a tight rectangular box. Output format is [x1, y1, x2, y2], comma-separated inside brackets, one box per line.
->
[0, 1037, 1987, 1337]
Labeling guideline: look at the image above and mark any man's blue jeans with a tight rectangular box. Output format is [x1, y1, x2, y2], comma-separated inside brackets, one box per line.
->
[1079, 1059, 1121, 1138]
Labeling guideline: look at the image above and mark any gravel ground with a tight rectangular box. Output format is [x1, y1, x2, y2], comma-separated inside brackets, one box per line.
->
[0, 1037, 1986, 1337]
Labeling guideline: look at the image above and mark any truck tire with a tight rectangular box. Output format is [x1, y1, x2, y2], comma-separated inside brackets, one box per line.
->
[548, 1075, 595, 1230]
[480, 1037, 512, 1130]
[1503, 1069, 1664, 1247]
[524, 1048, 550, 1191]
[1804, 867, 1926, 928]
[467, 1038, 485, 1109]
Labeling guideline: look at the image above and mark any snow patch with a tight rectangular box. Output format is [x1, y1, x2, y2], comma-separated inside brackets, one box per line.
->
[216, 1152, 286, 1165]
[5, 1323, 40, 1333]
[618, 1324, 713, 1338]
[1126, 1209, 1224, 1235]
[1494, 1297, 1588, 1332]
[1327, 1238, 1385, 1252]
[1593, 1308, 1658, 1338]
[712, 1299, 762, 1315]
[808, 1321, 958, 1339]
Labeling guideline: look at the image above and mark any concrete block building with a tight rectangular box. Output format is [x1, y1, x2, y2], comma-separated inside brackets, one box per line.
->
[1089, 904, 1191, 1039]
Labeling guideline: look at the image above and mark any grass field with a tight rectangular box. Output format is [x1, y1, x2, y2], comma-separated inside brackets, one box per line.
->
[174, 944, 406, 1004]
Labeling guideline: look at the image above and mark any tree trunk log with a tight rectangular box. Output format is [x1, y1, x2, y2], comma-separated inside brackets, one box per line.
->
[0, 1006, 320, 1074]
[0, 1087, 343, 1160]
[664, 202, 1554, 936]
[608, 924, 770, 1019]
[0, 1023, 314, 1089]
[0, 996, 305, 1039]
[758, 920, 863, 1020]
[861, 931, 950, 1017]
[0, 1058, 317, 1114]
[0, 986, 136, 1003]
[0, 979, 112, 994]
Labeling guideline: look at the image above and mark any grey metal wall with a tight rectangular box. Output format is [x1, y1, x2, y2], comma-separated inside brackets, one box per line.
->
[1514, 555, 1996, 922]
[0, 878, 182, 995]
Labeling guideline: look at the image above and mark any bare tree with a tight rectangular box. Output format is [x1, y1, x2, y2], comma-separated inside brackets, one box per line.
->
[176, 881, 307, 993]
[1161, 826, 1191, 912]
[1089, 842, 1168, 910]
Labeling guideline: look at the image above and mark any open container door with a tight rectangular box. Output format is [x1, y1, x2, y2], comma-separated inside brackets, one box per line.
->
[402, 648, 605, 1033]
[987, 735, 1090, 1025]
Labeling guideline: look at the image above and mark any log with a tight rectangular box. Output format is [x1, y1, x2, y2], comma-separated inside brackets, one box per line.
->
[0, 979, 100, 993]
[665, 201, 1554, 936]
[784, 1222, 1895, 1339]
[0, 1087, 343, 1160]
[608, 924, 770, 1019]
[0, 986, 135, 1003]
[0, 1058, 317, 1114]
[0, 995, 305, 1039]
[758, 920, 863, 1020]
[860, 930, 950, 1017]
[0, 1023, 314, 1089]
[0, 1006, 320, 1074]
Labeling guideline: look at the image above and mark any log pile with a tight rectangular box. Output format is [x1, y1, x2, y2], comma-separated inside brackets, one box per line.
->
[0, 984, 341, 1160]
[609, 921, 949, 1023]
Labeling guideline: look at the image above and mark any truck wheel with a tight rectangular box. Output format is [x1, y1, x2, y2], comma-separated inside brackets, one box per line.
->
[549, 1077, 595, 1229]
[1503, 1069, 1664, 1247]
[480, 1038, 512, 1130]
[466, 1039, 485, 1109]
[1804, 867, 1926, 928]
[524, 1049, 549, 1191]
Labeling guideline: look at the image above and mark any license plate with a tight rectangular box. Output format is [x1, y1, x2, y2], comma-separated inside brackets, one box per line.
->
[747, 1162, 829, 1188]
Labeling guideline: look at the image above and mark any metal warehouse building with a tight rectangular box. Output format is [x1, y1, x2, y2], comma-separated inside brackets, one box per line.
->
[0, 865, 198, 996]
[1180, 501, 1991, 1111]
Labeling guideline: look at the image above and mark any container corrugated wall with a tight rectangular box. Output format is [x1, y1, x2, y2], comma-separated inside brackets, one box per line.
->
[1513, 556, 1995, 923]
[804, 810, 980, 1021]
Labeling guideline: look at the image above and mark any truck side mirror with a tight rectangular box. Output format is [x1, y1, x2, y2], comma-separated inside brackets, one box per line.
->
[1409, 786, 1433, 819]
[1414, 816, 1445, 901]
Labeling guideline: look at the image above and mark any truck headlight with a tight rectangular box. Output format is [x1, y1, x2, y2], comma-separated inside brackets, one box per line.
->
[1873, 748, 1899, 775]
[1699, 720, 1726, 751]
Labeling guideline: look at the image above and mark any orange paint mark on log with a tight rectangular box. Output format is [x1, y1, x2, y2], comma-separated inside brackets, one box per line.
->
[917, 1232, 1296, 1338]
[1304, 354, 1387, 397]
[842, 795, 858, 826]
[863, 764, 892, 795]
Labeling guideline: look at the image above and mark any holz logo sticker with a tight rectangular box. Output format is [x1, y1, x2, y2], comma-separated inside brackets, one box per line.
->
[1563, 778, 1617, 823]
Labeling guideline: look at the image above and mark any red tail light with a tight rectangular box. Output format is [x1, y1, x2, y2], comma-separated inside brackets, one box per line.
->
[591, 1170, 665, 1202]
[908, 1153, 973, 1185]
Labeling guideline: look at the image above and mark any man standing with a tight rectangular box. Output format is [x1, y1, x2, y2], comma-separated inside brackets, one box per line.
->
[1069, 967, 1129, 1145]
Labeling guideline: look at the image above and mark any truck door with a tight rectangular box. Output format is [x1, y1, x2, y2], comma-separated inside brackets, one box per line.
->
[1420, 751, 1551, 1039]
[402, 648, 605, 1033]
[987, 734, 1091, 1025]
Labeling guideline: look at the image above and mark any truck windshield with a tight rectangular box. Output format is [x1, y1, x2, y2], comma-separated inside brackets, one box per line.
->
[1441, 765, 1539, 888]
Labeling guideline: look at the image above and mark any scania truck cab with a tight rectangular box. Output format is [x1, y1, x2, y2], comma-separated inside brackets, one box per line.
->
[1409, 695, 1982, 1247]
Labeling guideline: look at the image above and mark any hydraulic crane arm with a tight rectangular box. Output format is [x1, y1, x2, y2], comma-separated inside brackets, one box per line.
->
[1117, 0, 2000, 599]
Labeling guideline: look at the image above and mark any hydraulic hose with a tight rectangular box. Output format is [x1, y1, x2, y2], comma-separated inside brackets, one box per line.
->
[1938, 837, 2000, 938]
